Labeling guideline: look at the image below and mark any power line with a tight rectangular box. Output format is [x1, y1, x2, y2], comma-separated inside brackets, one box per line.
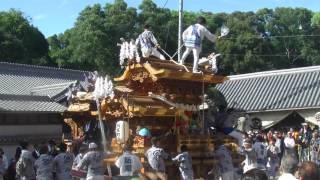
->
[222, 34, 320, 40]
[162, 0, 169, 8]
[220, 53, 300, 57]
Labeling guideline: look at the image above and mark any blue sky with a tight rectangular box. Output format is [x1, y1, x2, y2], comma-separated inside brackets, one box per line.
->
[0, 0, 319, 37]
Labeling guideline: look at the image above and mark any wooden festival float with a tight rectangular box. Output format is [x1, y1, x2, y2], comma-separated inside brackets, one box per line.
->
[64, 56, 243, 178]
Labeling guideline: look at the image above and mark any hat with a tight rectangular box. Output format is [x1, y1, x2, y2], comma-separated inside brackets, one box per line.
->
[138, 128, 151, 137]
[88, 142, 98, 149]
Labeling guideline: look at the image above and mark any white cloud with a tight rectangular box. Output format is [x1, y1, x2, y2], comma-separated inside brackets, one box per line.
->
[33, 14, 47, 20]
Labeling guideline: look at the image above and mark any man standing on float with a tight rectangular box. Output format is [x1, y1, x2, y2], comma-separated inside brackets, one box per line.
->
[136, 24, 166, 60]
[180, 16, 220, 73]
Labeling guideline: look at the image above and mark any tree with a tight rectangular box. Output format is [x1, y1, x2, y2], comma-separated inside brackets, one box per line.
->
[0, 9, 50, 65]
[311, 12, 320, 26]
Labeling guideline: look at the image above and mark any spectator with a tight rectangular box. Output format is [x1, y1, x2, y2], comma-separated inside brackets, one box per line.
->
[310, 131, 320, 165]
[299, 123, 312, 163]
[4, 147, 21, 180]
[278, 155, 298, 180]
[266, 137, 280, 179]
[0, 149, 8, 173]
[298, 161, 320, 180]
[241, 168, 268, 180]
[0, 155, 5, 180]
[284, 131, 298, 162]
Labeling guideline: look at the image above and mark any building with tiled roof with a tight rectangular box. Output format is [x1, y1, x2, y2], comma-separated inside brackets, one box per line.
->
[216, 66, 320, 130]
[0, 62, 88, 158]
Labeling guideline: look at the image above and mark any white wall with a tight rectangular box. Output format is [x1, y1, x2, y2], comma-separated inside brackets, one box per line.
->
[0, 124, 62, 159]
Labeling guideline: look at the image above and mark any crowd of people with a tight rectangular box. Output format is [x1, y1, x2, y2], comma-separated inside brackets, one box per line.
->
[0, 123, 320, 180]
[0, 140, 107, 180]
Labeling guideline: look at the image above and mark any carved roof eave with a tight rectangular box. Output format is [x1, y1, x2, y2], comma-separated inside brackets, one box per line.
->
[120, 96, 176, 117]
[114, 59, 228, 84]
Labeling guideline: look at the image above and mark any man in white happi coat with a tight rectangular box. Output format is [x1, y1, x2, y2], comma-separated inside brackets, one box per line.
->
[283, 131, 298, 162]
[180, 16, 220, 73]
[253, 135, 267, 170]
[53, 143, 74, 180]
[145, 137, 170, 180]
[16, 141, 36, 180]
[239, 138, 258, 173]
[77, 142, 107, 180]
[211, 138, 234, 180]
[35, 144, 54, 180]
[172, 145, 194, 180]
[135, 24, 165, 60]
[115, 145, 143, 177]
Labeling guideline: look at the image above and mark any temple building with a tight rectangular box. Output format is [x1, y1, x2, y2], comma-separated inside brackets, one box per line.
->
[216, 65, 320, 130]
[0, 62, 86, 158]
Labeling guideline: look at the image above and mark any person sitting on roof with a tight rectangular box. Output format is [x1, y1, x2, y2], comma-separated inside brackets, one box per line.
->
[135, 24, 165, 60]
[180, 16, 220, 73]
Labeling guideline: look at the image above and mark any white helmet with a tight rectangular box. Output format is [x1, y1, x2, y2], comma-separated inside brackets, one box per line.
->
[88, 142, 98, 149]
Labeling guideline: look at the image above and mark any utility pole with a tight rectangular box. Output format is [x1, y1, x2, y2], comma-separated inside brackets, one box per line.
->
[178, 0, 183, 62]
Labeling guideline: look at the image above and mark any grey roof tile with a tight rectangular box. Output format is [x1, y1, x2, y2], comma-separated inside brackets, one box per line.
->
[216, 66, 320, 112]
[0, 62, 89, 112]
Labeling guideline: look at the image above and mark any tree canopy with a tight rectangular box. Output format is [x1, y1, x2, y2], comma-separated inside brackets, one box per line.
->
[0, 9, 50, 65]
[1, 0, 319, 76]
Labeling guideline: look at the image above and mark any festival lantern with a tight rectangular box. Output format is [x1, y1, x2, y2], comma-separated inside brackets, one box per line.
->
[115, 120, 130, 144]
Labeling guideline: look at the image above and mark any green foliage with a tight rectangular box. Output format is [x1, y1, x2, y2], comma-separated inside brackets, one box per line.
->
[1, 3, 319, 76]
[0, 9, 49, 65]
[311, 12, 320, 26]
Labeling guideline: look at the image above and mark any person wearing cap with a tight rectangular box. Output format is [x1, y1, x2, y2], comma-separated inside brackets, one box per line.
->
[135, 24, 165, 60]
[180, 16, 220, 73]
[34, 144, 54, 180]
[53, 143, 74, 180]
[239, 138, 258, 173]
[145, 137, 170, 180]
[76, 142, 107, 180]
[115, 144, 143, 177]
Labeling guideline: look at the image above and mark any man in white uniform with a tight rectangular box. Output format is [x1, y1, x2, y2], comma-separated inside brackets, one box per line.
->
[145, 137, 170, 180]
[35, 144, 54, 180]
[172, 145, 194, 180]
[115, 145, 142, 177]
[77, 142, 107, 180]
[180, 16, 219, 73]
[135, 24, 165, 60]
[253, 135, 267, 170]
[212, 139, 234, 180]
[53, 143, 74, 180]
[16, 141, 36, 180]
[239, 138, 258, 173]
[283, 131, 298, 162]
